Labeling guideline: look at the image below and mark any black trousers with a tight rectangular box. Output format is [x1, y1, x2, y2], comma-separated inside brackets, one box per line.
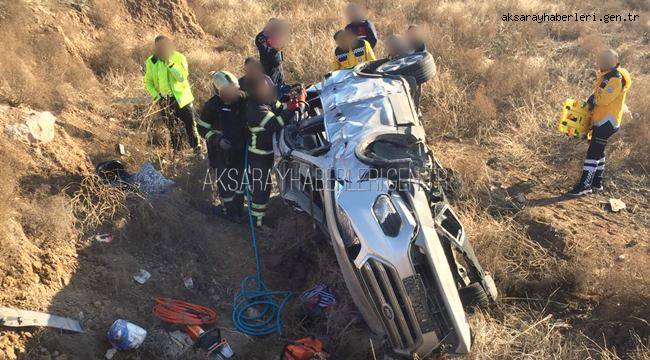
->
[209, 140, 245, 215]
[247, 152, 274, 225]
[579, 120, 618, 187]
[162, 98, 200, 151]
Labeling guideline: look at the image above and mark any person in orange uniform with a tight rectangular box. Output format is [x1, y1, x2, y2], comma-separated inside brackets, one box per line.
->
[332, 28, 376, 71]
[568, 49, 632, 196]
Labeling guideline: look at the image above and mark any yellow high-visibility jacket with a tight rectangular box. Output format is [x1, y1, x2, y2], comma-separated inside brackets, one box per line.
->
[144, 51, 194, 108]
[591, 66, 631, 128]
[331, 40, 376, 71]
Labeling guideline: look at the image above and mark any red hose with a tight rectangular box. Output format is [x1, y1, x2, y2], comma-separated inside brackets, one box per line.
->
[153, 297, 218, 326]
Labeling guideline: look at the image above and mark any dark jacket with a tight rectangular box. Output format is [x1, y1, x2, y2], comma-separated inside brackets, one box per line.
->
[255, 31, 285, 87]
[410, 40, 427, 53]
[246, 98, 294, 155]
[345, 19, 378, 48]
[238, 74, 274, 93]
[198, 91, 248, 150]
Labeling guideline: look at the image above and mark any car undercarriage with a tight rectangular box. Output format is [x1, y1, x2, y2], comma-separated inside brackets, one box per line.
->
[274, 52, 497, 358]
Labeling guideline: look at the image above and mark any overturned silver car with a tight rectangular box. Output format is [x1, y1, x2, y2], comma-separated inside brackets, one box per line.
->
[274, 52, 497, 358]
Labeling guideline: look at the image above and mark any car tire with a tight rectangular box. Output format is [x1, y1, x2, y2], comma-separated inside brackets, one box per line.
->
[459, 282, 490, 310]
[375, 51, 437, 85]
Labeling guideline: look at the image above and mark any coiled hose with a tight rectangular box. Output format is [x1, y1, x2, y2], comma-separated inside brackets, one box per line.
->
[232, 147, 293, 336]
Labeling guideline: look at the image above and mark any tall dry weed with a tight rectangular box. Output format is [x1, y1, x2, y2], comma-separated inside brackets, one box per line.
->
[69, 175, 131, 230]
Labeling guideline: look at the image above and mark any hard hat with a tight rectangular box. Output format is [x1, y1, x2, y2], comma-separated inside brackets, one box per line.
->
[211, 71, 239, 92]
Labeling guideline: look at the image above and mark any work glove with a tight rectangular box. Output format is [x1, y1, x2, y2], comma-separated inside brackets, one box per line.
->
[586, 94, 595, 111]
[219, 138, 232, 151]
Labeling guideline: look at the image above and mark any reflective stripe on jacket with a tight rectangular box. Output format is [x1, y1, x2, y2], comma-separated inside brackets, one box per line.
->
[198, 91, 248, 149]
[331, 40, 376, 71]
[144, 51, 194, 108]
[591, 66, 631, 128]
[246, 100, 290, 155]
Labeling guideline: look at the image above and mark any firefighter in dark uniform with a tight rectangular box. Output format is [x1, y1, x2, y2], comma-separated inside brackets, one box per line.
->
[245, 75, 303, 227]
[197, 71, 248, 219]
[255, 18, 289, 94]
[239, 57, 266, 93]
[344, 3, 379, 49]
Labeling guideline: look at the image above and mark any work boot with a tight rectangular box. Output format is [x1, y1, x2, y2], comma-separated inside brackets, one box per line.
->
[567, 166, 596, 197]
[592, 169, 605, 192]
[567, 183, 592, 197]
[251, 214, 275, 231]
[225, 202, 245, 224]
[212, 204, 241, 223]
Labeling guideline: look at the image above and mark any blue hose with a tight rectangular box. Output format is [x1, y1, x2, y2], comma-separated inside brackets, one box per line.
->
[232, 147, 293, 336]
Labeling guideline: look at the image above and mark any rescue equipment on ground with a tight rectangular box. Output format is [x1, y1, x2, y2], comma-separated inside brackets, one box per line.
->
[152, 298, 230, 358]
[300, 284, 336, 316]
[281, 336, 329, 360]
[557, 99, 592, 140]
[232, 147, 293, 336]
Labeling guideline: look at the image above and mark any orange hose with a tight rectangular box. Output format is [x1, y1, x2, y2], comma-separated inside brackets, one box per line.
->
[152, 297, 218, 326]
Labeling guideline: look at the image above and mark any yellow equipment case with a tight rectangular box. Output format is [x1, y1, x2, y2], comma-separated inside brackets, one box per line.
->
[558, 99, 592, 140]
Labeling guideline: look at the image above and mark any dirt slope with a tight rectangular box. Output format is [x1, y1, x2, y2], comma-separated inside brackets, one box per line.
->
[0, 0, 648, 359]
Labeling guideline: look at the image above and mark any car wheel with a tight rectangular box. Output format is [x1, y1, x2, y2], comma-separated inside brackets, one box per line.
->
[459, 282, 490, 310]
[375, 51, 437, 85]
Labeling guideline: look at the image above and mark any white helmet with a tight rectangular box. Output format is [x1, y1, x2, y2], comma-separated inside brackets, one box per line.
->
[210, 70, 239, 92]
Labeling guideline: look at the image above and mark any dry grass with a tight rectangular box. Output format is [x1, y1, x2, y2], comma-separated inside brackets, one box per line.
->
[0, 2, 99, 110]
[68, 175, 131, 230]
[0, 0, 647, 358]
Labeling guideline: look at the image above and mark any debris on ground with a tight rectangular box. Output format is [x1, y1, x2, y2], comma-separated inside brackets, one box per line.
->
[169, 330, 193, 348]
[515, 194, 527, 204]
[115, 143, 126, 156]
[300, 284, 336, 317]
[608, 198, 626, 212]
[104, 347, 117, 359]
[128, 162, 175, 195]
[4, 111, 57, 144]
[107, 319, 147, 350]
[94, 234, 113, 243]
[133, 270, 151, 284]
[183, 276, 194, 289]
[282, 336, 329, 360]
[96, 160, 175, 196]
[0, 307, 83, 333]
[625, 240, 638, 248]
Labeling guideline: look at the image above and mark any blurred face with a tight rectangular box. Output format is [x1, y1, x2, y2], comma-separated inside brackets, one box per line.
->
[245, 62, 264, 78]
[385, 38, 398, 57]
[220, 85, 240, 103]
[406, 27, 422, 43]
[596, 49, 617, 71]
[154, 38, 173, 60]
[345, 4, 364, 22]
[253, 81, 275, 103]
[342, 31, 357, 49]
[335, 36, 345, 49]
